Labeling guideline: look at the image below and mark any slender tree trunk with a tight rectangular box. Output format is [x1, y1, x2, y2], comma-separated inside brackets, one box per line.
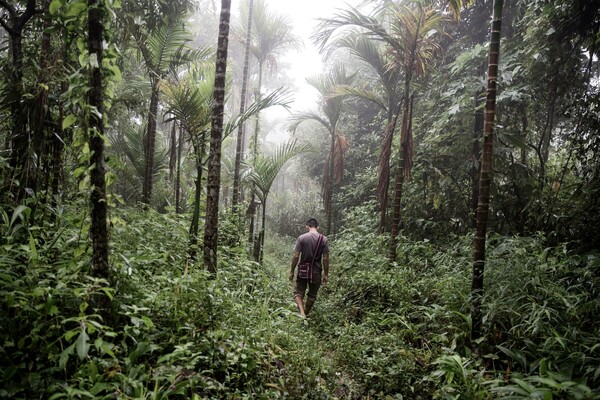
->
[3, 0, 37, 203]
[32, 0, 53, 207]
[203, 0, 232, 275]
[252, 203, 262, 261]
[248, 195, 256, 244]
[326, 127, 336, 235]
[471, 0, 504, 352]
[175, 125, 184, 213]
[189, 140, 205, 261]
[388, 92, 410, 263]
[259, 198, 266, 264]
[540, 67, 559, 165]
[232, 0, 254, 211]
[251, 61, 264, 160]
[52, 84, 65, 214]
[169, 122, 177, 180]
[143, 79, 160, 205]
[248, 60, 264, 248]
[378, 100, 402, 233]
[471, 80, 484, 228]
[88, 0, 109, 280]
[535, 66, 559, 189]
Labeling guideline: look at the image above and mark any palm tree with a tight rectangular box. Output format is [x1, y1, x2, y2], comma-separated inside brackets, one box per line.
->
[133, 20, 199, 205]
[323, 2, 443, 261]
[387, 2, 444, 262]
[314, 1, 444, 260]
[161, 65, 215, 260]
[110, 122, 169, 202]
[203, 0, 231, 275]
[232, 0, 254, 213]
[243, 140, 307, 263]
[314, 25, 403, 232]
[247, 0, 300, 159]
[471, 0, 504, 353]
[243, 0, 300, 245]
[289, 65, 355, 235]
[203, 0, 295, 273]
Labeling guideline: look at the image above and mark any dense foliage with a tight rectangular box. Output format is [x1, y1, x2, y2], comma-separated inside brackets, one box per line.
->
[2, 205, 599, 398]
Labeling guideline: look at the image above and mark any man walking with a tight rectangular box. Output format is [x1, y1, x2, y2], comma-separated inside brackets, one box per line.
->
[289, 218, 329, 318]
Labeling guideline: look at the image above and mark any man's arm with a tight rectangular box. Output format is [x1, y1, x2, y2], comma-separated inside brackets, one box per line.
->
[289, 251, 300, 281]
[322, 254, 329, 285]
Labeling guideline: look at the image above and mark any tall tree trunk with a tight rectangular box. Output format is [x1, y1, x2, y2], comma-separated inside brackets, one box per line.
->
[247, 60, 264, 248]
[326, 127, 336, 235]
[471, 0, 504, 353]
[175, 125, 184, 213]
[143, 79, 160, 205]
[536, 66, 559, 186]
[203, 0, 232, 275]
[251, 61, 264, 160]
[470, 76, 485, 228]
[252, 203, 261, 261]
[189, 139, 205, 261]
[52, 91, 65, 218]
[2, 0, 37, 203]
[259, 198, 266, 264]
[168, 122, 177, 180]
[232, 0, 254, 211]
[389, 81, 413, 263]
[32, 0, 52, 207]
[378, 100, 402, 233]
[88, 0, 109, 281]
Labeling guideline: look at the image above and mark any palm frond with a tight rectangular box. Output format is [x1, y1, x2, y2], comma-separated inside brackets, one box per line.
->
[334, 33, 398, 86]
[113, 122, 169, 188]
[147, 22, 190, 74]
[330, 84, 388, 111]
[249, 0, 302, 63]
[224, 86, 293, 138]
[305, 64, 356, 126]
[312, 6, 398, 54]
[448, 0, 474, 19]
[160, 66, 215, 137]
[387, 3, 446, 77]
[243, 139, 308, 202]
[287, 111, 331, 133]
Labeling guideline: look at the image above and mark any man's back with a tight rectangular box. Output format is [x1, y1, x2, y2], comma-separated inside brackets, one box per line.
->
[295, 231, 329, 272]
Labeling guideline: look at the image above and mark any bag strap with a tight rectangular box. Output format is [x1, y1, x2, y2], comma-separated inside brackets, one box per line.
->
[307, 234, 323, 283]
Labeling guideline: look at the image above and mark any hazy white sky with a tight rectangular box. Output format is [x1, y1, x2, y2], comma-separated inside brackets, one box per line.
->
[229, 0, 366, 142]
[261, 0, 357, 110]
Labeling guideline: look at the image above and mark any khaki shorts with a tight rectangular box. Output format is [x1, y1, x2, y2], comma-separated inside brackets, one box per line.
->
[294, 272, 322, 301]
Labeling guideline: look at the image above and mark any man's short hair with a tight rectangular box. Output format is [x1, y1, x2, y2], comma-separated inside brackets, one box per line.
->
[306, 218, 319, 228]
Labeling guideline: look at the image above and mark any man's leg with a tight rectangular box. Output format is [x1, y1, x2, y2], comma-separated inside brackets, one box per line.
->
[294, 279, 308, 318]
[304, 298, 315, 315]
[304, 274, 322, 316]
[294, 295, 306, 318]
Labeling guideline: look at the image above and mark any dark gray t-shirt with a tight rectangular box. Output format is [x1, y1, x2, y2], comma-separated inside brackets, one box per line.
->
[295, 232, 329, 273]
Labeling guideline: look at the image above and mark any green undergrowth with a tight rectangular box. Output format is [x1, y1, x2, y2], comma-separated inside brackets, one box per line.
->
[1, 203, 599, 399]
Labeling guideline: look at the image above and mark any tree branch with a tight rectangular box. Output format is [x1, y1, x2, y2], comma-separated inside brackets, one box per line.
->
[0, 0, 17, 19]
[0, 15, 13, 34]
[13, 0, 38, 31]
